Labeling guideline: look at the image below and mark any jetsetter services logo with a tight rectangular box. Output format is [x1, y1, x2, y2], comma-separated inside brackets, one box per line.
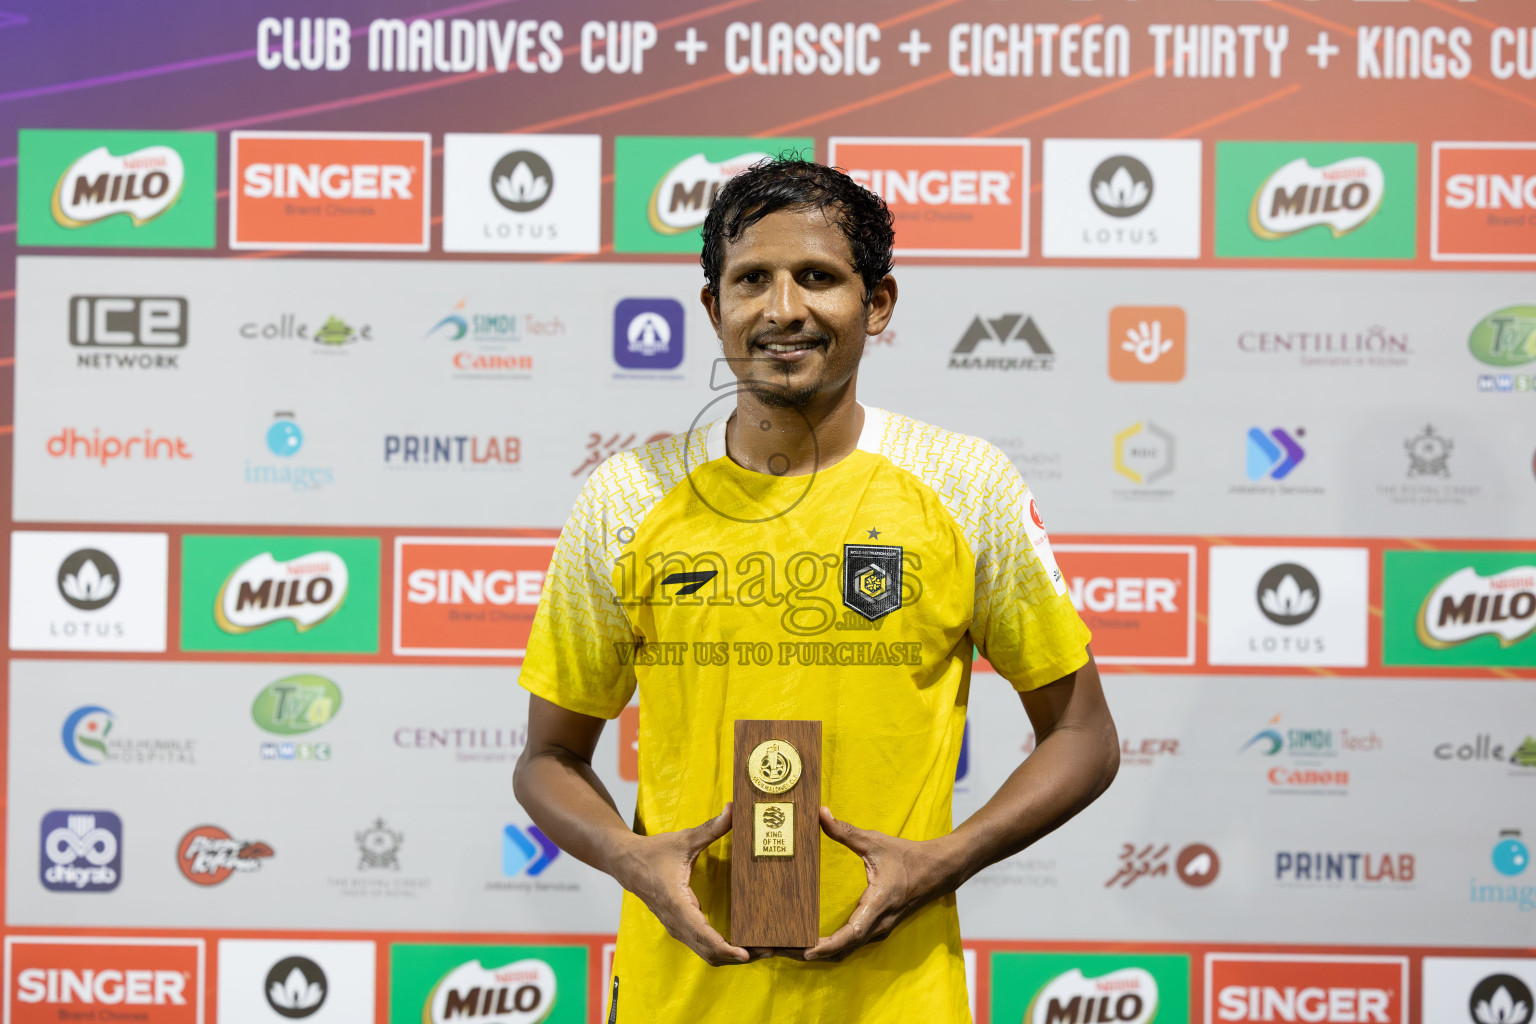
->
[1205, 954, 1408, 1024]
[442, 133, 602, 254]
[1215, 142, 1417, 259]
[388, 943, 585, 1024]
[1055, 545, 1195, 665]
[828, 137, 1029, 256]
[180, 535, 379, 653]
[392, 536, 557, 658]
[17, 129, 215, 248]
[989, 952, 1190, 1024]
[4, 936, 204, 1023]
[1383, 551, 1536, 669]
[613, 136, 812, 253]
[230, 131, 431, 251]
[1433, 142, 1536, 261]
[1041, 138, 1203, 259]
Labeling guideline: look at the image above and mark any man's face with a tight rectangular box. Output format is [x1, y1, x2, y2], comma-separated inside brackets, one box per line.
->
[703, 206, 894, 408]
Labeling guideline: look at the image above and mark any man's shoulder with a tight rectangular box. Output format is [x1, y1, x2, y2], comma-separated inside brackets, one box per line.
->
[868, 407, 1014, 485]
[583, 425, 710, 508]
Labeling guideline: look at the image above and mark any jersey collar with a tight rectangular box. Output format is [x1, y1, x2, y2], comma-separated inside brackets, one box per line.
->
[705, 403, 886, 464]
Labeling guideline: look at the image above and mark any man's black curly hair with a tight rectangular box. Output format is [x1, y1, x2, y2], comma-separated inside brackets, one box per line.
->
[700, 155, 894, 303]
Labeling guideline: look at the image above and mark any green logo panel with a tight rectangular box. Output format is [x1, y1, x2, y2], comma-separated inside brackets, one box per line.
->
[613, 136, 814, 253]
[1468, 306, 1536, 368]
[389, 943, 586, 1024]
[179, 535, 379, 653]
[1214, 141, 1416, 259]
[1382, 550, 1536, 668]
[18, 129, 216, 248]
[991, 951, 1191, 1024]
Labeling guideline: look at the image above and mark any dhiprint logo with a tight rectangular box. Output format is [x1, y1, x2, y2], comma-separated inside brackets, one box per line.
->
[949, 314, 1053, 371]
[1246, 427, 1306, 480]
[1432, 142, 1536, 261]
[442, 133, 601, 254]
[613, 298, 685, 372]
[502, 824, 560, 878]
[177, 825, 273, 885]
[1109, 307, 1185, 382]
[40, 811, 122, 893]
[57, 549, 118, 611]
[1091, 155, 1153, 218]
[1256, 563, 1320, 626]
[45, 427, 193, 466]
[265, 956, 326, 1018]
[490, 151, 552, 212]
[70, 297, 187, 372]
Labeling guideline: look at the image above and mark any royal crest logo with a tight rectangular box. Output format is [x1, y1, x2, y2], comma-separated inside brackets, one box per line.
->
[1406, 425, 1453, 478]
[842, 544, 903, 620]
[356, 817, 403, 871]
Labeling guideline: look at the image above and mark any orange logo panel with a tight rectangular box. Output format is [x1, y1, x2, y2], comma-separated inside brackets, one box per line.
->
[1055, 546, 1194, 664]
[1435, 144, 1536, 259]
[231, 132, 430, 250]
[831, 139, 1027, 254]
[618, 705, 640, 782]
[394, 538, 556, 658]
[1207, 956, 1407, 1024]
[1109, 306, 1186, 382]
[7, 939, 202, 1022]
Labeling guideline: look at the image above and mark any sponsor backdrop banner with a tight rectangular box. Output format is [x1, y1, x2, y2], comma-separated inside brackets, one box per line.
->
[1, 1, 1533, 1021]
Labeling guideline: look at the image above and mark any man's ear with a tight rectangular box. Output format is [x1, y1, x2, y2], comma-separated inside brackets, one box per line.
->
[865, 275, 898, 337]
[700, 285, 723, 338]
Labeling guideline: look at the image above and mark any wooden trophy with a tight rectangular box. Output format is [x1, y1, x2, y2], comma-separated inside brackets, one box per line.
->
[730, 719, 822, 949]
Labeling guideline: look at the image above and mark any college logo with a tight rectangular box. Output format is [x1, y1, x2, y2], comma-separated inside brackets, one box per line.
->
[70, 296, 187, 371]
[442, 133, 601, 254]
[10, 531, 169, 653]
[177, 825, 273, 885]
[230, 131, 431, 251]
[990, 953, 1189, 1024]
[5, 936, 204, 1020]
[613, 298, 685, 372]
[1109, 306, 1185, 382]
[1042, 139, 1202, 258]
[181, 536, 379, 654]
[503, 824, 560, 878]
[1469, 306, 1536, 368]
[830, 137, 1028, 256]
[1384, 552, 1536, 668]
[1208, 547, 1369, 667]
[238, 312, 374, 351]
[1056, 545, 1195, 664]
[1113, 422, 1175, 487]
[40, 811, 122, 893]
[1215, 142, 1417, 259]
[949, 314, 1053, 371]
[613, 136, 812, 253]
[1206, 955, 1408, 1024]
[393, 537, 555, 658]
[1432, 142, 1536, 261]
[389, 945, 584, 1024]
[17, 128, 216, 248]
[842, 544, 903, 620]
[265, 956, 326, 1018]
[1247, 427, 1306, 480]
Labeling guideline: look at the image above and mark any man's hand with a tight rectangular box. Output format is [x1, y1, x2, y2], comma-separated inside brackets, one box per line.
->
[611, 805, 755, 967]
[804, 806, 957, 962]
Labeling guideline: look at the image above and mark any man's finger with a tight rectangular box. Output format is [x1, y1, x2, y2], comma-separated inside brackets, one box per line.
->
[687, 804, 734, 855]
[804, 887, 881, 961]
[819, 806, 877, 857]
[672, 898, 750, 965]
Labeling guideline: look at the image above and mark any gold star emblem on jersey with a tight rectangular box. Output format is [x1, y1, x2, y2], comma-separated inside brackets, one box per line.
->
[747, 739, 802, 795]
[856, 564, 888, 600]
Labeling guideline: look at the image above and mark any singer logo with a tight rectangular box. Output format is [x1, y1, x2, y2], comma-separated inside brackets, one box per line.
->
[4, 936, 203, 1021]
[830, 137, 1028, 256]
[230, 131, 431, 251]
[1433, 142, 1536, 261]
[393, 537, 557, 658]
[1056, 546, 1195, 665]
[1206, 955, 1407, 1024]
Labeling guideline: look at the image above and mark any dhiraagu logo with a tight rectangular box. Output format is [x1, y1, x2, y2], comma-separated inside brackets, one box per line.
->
[388, 943, 585, 1024]
[1215, 142, 1416, 259]
[613, 136, 813, 253]
[991, 952, 1190, 1024]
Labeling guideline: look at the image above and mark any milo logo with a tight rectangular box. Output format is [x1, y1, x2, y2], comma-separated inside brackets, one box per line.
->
[1418, 565, 1536, 649]
[215, 551, 348, 634]
[426, 959, 557, 1023]
[1250, 157, 1384, 240]
[52, 145, 186, 228]
[1027, 967, 1159, 1024]
[648, 151, 770, 235]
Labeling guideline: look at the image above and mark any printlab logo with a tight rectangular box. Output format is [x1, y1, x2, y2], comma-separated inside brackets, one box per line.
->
[1108, 306, 1185, 382]
[1256, 563, 1320, 626]
[40, 810, 122, 892]
[490, 150, 552, 212]
[1091, 155, 1153, 217]
[613, 297, 685, 372]
[1104, 842, 1219, 888]
[69, 296, 188, 372]
[245, 412, 335, 493]
[1470, 974, 1533, 1024]
[177, 825, 273, 885]
[1113, 422, 1175, 489]
[1246, 427, 1306, 480]
[948, 314, 1053, 371]
[503, 823, 559, 877]
[266, 956, 327, 1018]
[1275, 851, 1416, 888]
[57, 548, 119, 611]
[356, 818, 403, 871]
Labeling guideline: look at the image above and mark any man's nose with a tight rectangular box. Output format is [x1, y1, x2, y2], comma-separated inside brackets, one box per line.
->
[764, 272, 809, 327]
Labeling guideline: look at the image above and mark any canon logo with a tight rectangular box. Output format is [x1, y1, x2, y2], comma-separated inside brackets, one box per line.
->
[1216, 985, 1390, 1023]
[16, 967, 187, 1005]
[242, 162, 414, 200]
[847, 168, 1011, 205]
[1068, 576, 1178, 614]
[1444, 173, 1536, 210]
[406, 568, 544, 606]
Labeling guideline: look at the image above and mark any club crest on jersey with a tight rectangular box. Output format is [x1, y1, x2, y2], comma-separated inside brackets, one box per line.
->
[842, 544, 903, 620]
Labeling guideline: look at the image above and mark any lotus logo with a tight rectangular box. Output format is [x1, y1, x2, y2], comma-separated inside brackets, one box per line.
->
[1418, 566, 1536, 649]
[265, 956, 327, 1019]
[491, 150, 553, 213]
[57, 548, 119, 611]
[1257, 563, 1320, 625]
[426, 958, 556, 1023]
[648, 151, 769, 234]
[52, 145, 185, 228]
[215, 551, 348, 634]
[1471, 974, 1532, 1024]
[1090, 155, 1153, 218]
[1027, 967, 1157, 1024]
[1250, 156, 1384, 239]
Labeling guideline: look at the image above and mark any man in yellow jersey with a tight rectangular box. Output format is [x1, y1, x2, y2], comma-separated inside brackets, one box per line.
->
[514, 158, 1119, 1023]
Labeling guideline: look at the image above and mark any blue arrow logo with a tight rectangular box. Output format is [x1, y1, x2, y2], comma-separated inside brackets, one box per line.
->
[502, 823, 560, 877]
[1246, 427, 1306, 480]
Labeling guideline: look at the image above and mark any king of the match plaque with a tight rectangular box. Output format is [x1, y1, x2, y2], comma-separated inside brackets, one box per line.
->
[731, 719, 822, 949]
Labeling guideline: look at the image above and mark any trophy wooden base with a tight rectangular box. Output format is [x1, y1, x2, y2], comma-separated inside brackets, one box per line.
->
[730, 719, 821, 949]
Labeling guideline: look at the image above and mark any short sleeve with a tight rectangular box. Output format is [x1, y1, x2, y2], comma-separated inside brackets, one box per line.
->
[519, 458, 640, 720]
[970, 446, 1091, 692]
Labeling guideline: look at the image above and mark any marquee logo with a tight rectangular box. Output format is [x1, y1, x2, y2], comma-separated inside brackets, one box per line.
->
[215, 551, 348, 634]
[1057, 545, 1195, 664]
[4, 936, 203, 1020]
[1251, 157, 1385, 239]
[949, 314, 1053, 371]
[1417, 566, 1536, 648]
[177, 825, 273, 886]
[393, 537, 554, 658]
[1432, 142, 1536, 261]
[425, 959, 557, 1023]
[1206, 954, 1408, 1024]
[830, 137, 1029, 256]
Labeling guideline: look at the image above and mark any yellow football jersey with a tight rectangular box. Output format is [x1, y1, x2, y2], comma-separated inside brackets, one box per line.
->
[521, 405, 1090, 1023]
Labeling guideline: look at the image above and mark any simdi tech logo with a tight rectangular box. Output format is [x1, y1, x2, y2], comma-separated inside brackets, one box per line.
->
[180, 535, 379, 653]
[613, 136, 813, 253]
[4, 936, 204, 1022]
[988, 951, 1190, 1024]
[1433, 142, 1536, 261]
[1055, 545, 1196, 665]
[1383, 551, 1536, 668]
[388, 943, 585, 1024]
[1215, 142, 1417, 259]
[17, 129, 216, 248]
[230, 131, 432, 251]
[442, 133, 602, 254]
[828, 137, 1029, 256]
[1205, 954, 1408, 1024]
[393, 537, 556, 658]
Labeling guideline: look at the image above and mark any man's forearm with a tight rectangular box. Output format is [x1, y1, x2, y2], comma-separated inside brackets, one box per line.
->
[513, 748, 640, 880]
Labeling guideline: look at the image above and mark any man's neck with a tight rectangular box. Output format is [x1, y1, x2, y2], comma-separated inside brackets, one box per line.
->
[725, 381, 864, 477]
